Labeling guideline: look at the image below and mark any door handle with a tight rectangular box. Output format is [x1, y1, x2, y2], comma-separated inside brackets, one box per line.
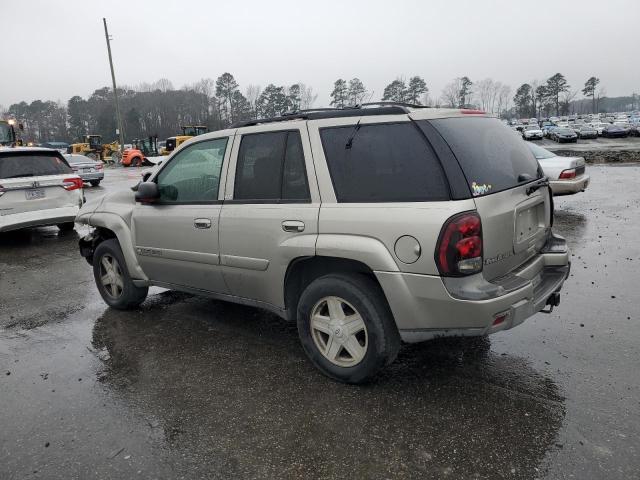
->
[194, 218, 212, 229]
[282, 220, 305, 233]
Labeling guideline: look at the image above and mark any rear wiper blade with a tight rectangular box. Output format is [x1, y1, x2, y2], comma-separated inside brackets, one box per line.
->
[345, 120, 362, 149]
[525, 176, 550, 195]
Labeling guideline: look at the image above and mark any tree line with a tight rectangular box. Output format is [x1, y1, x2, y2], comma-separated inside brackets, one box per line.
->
[1, 72, 636, 144]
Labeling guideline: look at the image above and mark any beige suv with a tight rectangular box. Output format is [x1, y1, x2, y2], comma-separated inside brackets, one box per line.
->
[77, 104, 570, 383]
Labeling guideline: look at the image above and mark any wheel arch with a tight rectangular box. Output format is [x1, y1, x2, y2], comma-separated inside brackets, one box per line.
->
[85, 213, 148, 281]
[284, 255, 388, 323]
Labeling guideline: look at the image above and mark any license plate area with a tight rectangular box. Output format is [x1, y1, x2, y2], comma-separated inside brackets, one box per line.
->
[25, 189, 46, 200]
[514, 202, 545, 251]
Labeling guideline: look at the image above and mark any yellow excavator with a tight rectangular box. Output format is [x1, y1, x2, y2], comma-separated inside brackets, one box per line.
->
[67, 135, 121, 163]
[159, 125, 208, 156]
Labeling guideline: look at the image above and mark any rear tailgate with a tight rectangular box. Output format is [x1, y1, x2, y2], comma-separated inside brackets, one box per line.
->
[423, 116, 552, 280]
[0, 151, 80, 215]
[473, 183, 551, 280]
[0, 175, 80, 215]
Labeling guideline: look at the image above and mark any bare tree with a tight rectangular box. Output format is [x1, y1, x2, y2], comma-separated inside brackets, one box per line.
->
[441, 78, 462, 108]
[299, 83, 317, 109]
[496, 84, 512, 117]
[245, 84, 262, 112]
[476, 78, 499, 113]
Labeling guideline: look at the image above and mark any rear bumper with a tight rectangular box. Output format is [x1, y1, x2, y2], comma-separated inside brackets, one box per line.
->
[78, 172, 104, 181]
[0, 205, 80, 232]
[550, 174, 590, 195]
[376, 234, 570, 343]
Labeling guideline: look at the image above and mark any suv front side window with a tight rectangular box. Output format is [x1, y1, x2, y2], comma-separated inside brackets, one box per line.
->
[155, 138, 228, 203]
[234, 130, 310, 202]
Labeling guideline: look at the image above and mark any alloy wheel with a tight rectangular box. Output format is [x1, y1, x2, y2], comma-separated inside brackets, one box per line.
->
[99, 254, 124, 299]
[310, 296, 368, 367]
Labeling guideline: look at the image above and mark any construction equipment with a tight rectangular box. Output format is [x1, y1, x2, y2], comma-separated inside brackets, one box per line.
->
[121, 135, 159, 167]
[67, 135, 121, 163]
[0, 119, 23, 146]
[159, 125, 208, 155]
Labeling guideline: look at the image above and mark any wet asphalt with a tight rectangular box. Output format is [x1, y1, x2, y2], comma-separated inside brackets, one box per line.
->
[1, 165, 639, 479]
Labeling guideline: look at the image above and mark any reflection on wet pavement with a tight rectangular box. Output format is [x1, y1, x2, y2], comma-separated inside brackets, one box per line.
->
[90, 290, 564, 479]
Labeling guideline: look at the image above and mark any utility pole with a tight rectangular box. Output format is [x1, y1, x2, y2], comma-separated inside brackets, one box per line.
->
[103, 18, 125, 155]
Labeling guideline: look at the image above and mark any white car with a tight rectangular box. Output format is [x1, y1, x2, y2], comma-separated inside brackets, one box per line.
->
[590, 122, 609, 135]
[0, 147, 84, 232]
[527, 143, 590, 196]
[522, 124, 543, 140]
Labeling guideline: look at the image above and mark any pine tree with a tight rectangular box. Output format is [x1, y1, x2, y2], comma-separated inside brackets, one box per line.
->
[330, 79, 348, 108]
[347, 78, 367, 106]
[406, 76, 428, 105]
[381, 79, 407, 102]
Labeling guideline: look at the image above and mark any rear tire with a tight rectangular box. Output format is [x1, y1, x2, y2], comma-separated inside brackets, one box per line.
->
[93, 239, 148, 310]
[296, 273, 400, 384]
[57, 222, 75, 232]
[90, 180, 101, 187]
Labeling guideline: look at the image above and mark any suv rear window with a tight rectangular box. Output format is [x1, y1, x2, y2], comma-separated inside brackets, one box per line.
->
[0, 152, 71, 179]
[320, 123, 449, 202]
[422, 117, 541, 197]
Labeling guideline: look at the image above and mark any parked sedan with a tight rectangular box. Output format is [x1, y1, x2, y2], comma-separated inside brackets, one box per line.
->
[64, 154, 104, 186]
[551, 127, 578, 143]
[590, 122, 609, 135]
[0, 147, 83, 232]
[601, 124, 628, 138]
[527, 143, 589, 196]
[522, 124, 544, 140]
[577, 125, 598, 139]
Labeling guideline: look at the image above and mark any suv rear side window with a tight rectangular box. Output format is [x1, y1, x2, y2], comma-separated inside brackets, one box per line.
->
[234, 131, 310, 202]
[320, 122, 449, 202]
[0, 153, 71, 178]
[423, 117, 541, 197]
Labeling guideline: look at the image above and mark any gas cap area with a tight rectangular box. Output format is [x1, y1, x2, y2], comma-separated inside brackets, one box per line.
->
[394, 235, 421, 264]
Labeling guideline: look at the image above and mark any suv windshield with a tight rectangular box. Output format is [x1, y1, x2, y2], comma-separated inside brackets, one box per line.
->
[0, 152, 71, 178]
[421, 117, 541, 197]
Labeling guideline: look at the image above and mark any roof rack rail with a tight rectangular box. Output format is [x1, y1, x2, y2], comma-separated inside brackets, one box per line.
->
[355, 101, 430, 109]
[231, 104, 415, 128]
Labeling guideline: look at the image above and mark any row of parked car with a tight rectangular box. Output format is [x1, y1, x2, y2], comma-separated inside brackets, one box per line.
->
[510, 112, 640, 142]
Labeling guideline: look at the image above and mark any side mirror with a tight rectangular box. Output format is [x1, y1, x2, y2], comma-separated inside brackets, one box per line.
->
[135, 182, 160, 203]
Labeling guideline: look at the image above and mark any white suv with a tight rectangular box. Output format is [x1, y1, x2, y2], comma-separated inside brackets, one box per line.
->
[0, 147, 83, 232]
[76, 105, 570, 383]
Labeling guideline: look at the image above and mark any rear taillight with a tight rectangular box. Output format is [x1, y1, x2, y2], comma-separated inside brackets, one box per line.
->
[559, 168, 576, 179]
[96, 163, 104, 170]
[62, 177, 84, 191]
[460, 109, 486, 115]
[435, 211, 483, 276]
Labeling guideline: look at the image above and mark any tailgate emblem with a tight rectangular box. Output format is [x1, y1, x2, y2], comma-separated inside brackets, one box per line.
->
[484, 250, 513, 265]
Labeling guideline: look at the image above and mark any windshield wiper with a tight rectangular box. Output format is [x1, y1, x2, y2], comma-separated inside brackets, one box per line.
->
[345, 120, 362, 149]
[525, 176, 549, 195]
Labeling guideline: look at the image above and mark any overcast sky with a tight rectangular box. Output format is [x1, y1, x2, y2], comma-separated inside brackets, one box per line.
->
[2, 0, 638, 108]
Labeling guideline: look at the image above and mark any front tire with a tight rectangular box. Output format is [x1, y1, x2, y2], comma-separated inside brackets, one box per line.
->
[93, 239, 148, 310]
[296, 274, 400, 384]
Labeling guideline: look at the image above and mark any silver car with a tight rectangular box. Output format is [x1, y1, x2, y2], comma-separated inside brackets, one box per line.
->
[0, 147, 83, 232]
[64, 154, 105, 186]
[527, 143, 590, 195]
[76, 106, 570, 383]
